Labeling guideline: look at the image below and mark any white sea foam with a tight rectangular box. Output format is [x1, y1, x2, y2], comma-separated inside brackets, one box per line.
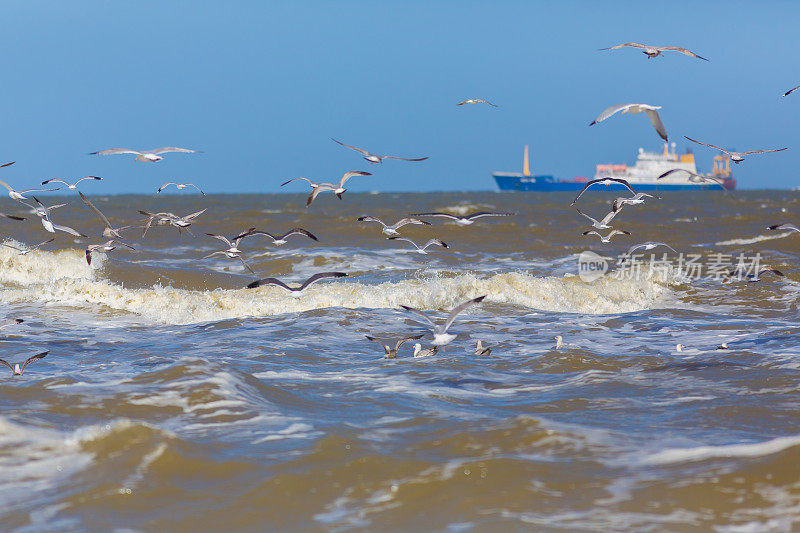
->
[642, 435, 800, 465]
[714, 232, 793, 246]
[0, 246, 678, 324]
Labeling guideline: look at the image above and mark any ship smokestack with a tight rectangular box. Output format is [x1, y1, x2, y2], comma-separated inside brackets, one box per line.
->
[523, 145, 531, 177]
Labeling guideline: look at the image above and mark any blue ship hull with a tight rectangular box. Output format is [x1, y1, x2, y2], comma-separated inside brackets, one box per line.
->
[493, 175, 724, 191]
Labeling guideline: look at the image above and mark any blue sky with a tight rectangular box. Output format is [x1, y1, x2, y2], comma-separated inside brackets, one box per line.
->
[1, 1, 798, 193]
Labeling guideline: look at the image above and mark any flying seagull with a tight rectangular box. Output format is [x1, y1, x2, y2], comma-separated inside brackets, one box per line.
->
[723, 266, 785, 283]
[157, 182, 205, 195]
[86, 240, 135, 266]
[400, 295, 486, 346]
[331, 139, 429, 164]
[575, 207, 624, 230]
[234, 228, 318, 245]
[365, 334, 425, 359]
[79, 192, 135, 240]
[41, 176, 102, 190]
[281, 171, 372, 207]
[582, 229, 631, 243]
[684, 136, 788, 163]
[1, 238, 54, 255]
[29, 197, 85, 237]
[782, 84, 800, 97]
[457, 99, 497, 107]
[656, 168, 725, 189]
[203, 232, 256, 274]
[599, 42, 708, 61]
[413, 344, 439, 357]
[591, 103, 669, 142]
[245, 272, 347, 297]
[0, 174, 60, 202]
[0, 351, 47, 376]
[139, 208, 207, 237]
[612, 192, 661, 211]
[620, 242, 676, 263]
[408, 211, 515, 226]
[357, 216, 430, 235]
[387, 237, 448, 254]
[571, 177, 637, 206]
[89, 147, 198, 162]
[767, 223, 800, 233]
[475, 340, 492, 355]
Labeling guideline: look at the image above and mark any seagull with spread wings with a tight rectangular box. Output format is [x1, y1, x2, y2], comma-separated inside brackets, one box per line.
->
[89, 147, 199, 162]
[246, 272, 347, 298]
[357, 216, 430, 235]
[365, 334, 425, 359]
[457, 99, 497, 107]
[157, 182, 205, 195]
[234, 228, 318, 246]
[408, 211, 515, 226]
[599, 42, 708, 61]
[331, 138, 428, 164]
[281, 171, 372, 207]
[41, 176, 102, 190]
[684, 136, 788, 163]
[591, 103, 669, 142]
[400, 295, 486, 346]
[0, 351, 48, 376]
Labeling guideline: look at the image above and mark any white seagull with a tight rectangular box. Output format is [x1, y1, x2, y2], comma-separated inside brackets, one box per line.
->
[612, 192, 661, 211]
[475, 340, 492, 355]
[590, 103, 669, 142]
[79, 192, 135, 240]
[656, 168, 725, 189]
[234, 228, 318, 245]
[86, 240, 135, 266]
[571, 177, 637, 206]
[684, 136, 788, 163]
[575, 207, 624, 230]
[400, 295, 486, 346]
[582, 229, 631, 243]
[281, 171, 372, 207]
[157, 182, 205, 195]
[387, 237, 448, 254]
[0, 175, 60, 202]
[413, 344, 439, 357]
[357, 216, 430, 235]
[0, 351, 47, 376]
[203, 232, 256, 274]
[246, 272, 347, 298]
[29, 197, 85, 237]
[1, 238, 54, 255]
[41, 176, 102, 190]
[768, 223, 800, 234]
[331, 139, 429, 164]
[365, 334, 425, 359]
[599, 42, 708, 61]
[457, 99, 497, 107]
[723, 266, 785, 283]
[408, 211, 515, 226]
[89, 147, 199, 162]
[620, 242, 676, 262]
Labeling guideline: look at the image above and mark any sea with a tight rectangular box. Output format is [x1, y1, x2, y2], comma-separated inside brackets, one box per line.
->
[1, 189, 800, 532]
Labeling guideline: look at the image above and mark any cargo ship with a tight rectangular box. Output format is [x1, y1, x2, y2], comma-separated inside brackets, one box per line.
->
[493, 144, 736, 191]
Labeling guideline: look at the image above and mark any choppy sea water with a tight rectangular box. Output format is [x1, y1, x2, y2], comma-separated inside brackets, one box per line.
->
[1, 190, 800, 532]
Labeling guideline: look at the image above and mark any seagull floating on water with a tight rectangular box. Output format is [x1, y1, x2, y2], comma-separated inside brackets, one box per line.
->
[281, 171, 372, 207]
[684, 136, 788, 163]
[582, 229, 631, 243]
[409, 211, 515, 226]
[413, 343, 439, 357]
[157, 182, 205, 195]
[599, 42, 708, 61]
[571, 177, 637, 206]
[553, 335, 564, 349]
[89, 147, 198, 162]
[246, 272, 347, 297]
[41, 176, 102, 190]
[0, 351, 47, 376]
[400, 295, 486, 346]
[591, 103, 668, 142]
[387, 237, 448, 254]
[234, 228, 318, 245]
[475, 340, 491, 355]
[357, 216, 430, 235]
[457, 99, 497, 107]
[365, 334, 424, 359]
[331, 139, 429, 164]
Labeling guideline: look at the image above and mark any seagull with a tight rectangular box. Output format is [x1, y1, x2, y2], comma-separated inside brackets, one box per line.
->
[684, 136, 788, 163]
[86, 240, 135, 266]
[0, 351, 47, 376]
[575, 207, 624, 230]
[157, 182, 205, 195]
[79, 192, 136, 240]
[203, 232, 256, 274]
[724, 266, 785, 283]
[331, 139, 429, 164]
[281, 171, 372, 207]
[387, 237, 448, 254]
[400, 295, 486, 346]
[41, 176, 102, 190]
[591, 103, 668, 142]
[553, 335, 564, 349]
[0, 177, 60, 201]
[656, 168, 725, 188]
[782, 84, 800, 97]
[408, 211, 515, 226]
[475, 340, 491, 355]
[139, 208, 207, 237]
[413, 343, 439, 357]
[767, 223, 800, 233]
[365, 334, 425, 359]
[620, 242, 677, 262]
[29, 197, 86, 237]
[457, 99, 497, 107]
[234, 228, 318, 245]
[612, 192, 661, 211]
[245, 272, 347, 297]
[599, 42, 708, 61]
[1, 238, 54, 255]
[89, 147, 198, 162]
[357, 216, 430, 235]
[582, 229, 631, 243]
[571, 177, 637, 206]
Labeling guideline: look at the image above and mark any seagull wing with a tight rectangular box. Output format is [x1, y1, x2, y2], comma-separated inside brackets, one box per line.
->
[0, 178, 15, 193]
[338, 171, 372, 187]
[768, 223, 800, 233]
[600, 208, 623, 225]
[90, 149, 142, 156]
[657, 168, 695, 180]
[20, 351, 47, 372]
[684, 136, 731, 154]
[280, 228, 318, 241]
[443, 295, 487, 333]
[421, 239, 448, 250]
[75, 176, 103, 185]
[246, 278, 292, 290]
[387, 236, 419, 249]
[783, 84, 800, 97]
[281, 177, 316, 187]
[79, 192, 112, 230]
[399, 305, 438, 330]
[364, 335, 392, 354]
[52, 223, 87, 237]
[182, 208, 207, 221]
[358, 216, 386, 227]
[660, 46, 708, 60]
[463, 212, 515, 220]
[297, 271, 347, 291]
[331, 138, 371, 156]
[599, 42, 648, 51]
[645, 108, 669, 142]
[0, 161, 14, 168]
[237, 256, 256, 275]
[575, 208, 600, 225]
[0, 359, 12, 371]
[381, 156, 430, 162]
[205, 233, 233, 247]
[394, 334, 425, 351]
[41, 178, 69, 186]
[407, 212, 459, 220]
[590, 103, 634, 125]
[185, 183, 205, 195]
[157, 182, 177, 193]
[150, 147, 197, 154]
[394, 218, 430, 228]
[740, 148, 788, 155]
